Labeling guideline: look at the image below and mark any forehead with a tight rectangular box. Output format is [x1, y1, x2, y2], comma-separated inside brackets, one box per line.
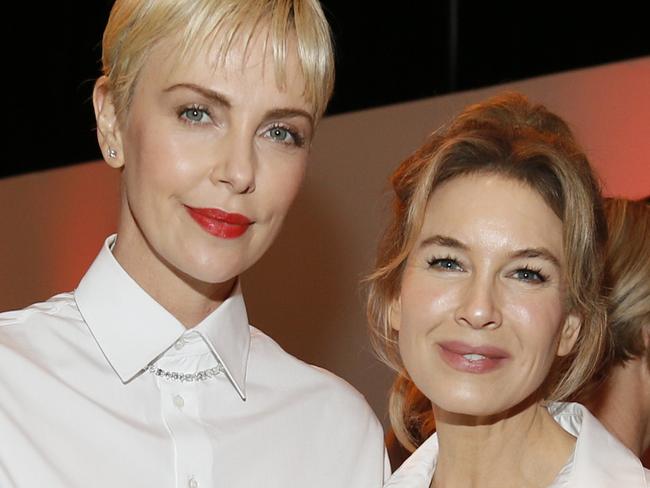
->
[135, 28, 311, 109]
[420, 174, 564, 255]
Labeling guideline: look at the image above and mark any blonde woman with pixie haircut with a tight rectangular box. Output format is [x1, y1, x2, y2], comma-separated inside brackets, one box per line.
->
[586, 197, 650, 463]
[368, 93, 649, 486]
[0, 1, 388, 486]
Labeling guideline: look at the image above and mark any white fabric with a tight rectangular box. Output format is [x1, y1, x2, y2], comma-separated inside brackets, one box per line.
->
[384, 402, 649, 487]
[0, 235, 389, 488]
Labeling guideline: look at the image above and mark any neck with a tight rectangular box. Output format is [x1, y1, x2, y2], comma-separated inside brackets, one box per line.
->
[431, 402, 575, 488]
[586, 359, 650, 456]
[113, 232, 235, 328]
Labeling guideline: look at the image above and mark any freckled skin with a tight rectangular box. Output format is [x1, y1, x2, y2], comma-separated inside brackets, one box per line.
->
[393, 174, 580, 420]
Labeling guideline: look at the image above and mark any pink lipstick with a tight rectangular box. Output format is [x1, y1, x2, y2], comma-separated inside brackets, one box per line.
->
[185, 206, 252, 239]
[437, 341, 510, 374]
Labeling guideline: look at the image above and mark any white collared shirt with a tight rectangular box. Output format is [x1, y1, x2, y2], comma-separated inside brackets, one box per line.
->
[0, 236, 389, 488]
[384, 402, 649, 487]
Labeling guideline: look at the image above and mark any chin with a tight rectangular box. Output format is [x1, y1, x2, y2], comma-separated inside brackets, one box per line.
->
[187, 268, 240, 285]
[435, 390, 538, 423]
[169, 253, 247, 285]
[442, 401, 501, 417]
[427, 384, 510, 419]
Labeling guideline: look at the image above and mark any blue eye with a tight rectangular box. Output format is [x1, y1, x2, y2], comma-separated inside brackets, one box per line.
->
[269, 127, 290, 141]
[265, 125, 304, 147]
[180, 106, 211, 124]
[512, 267, 547, 283]
[427, 257, 463, 271]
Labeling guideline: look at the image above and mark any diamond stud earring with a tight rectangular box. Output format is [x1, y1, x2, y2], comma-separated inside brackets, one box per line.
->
[108, 148, 117, 159]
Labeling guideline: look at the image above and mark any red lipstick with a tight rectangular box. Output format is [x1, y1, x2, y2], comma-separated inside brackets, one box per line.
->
[437, 341, 510, 374]
[185, 206, 252, 239]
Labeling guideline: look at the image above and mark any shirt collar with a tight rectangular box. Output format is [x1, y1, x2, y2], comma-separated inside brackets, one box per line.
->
[384, 433, 438, 487]
[387, 402, 648, 487]
[74, 235, 250, 400]
[550, 402, 648, 486]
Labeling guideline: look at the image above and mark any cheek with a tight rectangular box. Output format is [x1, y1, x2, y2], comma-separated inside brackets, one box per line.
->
[125, 122, 208, 196]
[261, 161, 307, 214]
[509, 295, 567, 357]
[281, 163, 307, 203]
[399, 275, 456, 330]
[397, 274, 456, 364]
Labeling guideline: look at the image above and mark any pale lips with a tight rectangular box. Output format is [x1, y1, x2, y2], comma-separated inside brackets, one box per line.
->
[436, 341, 511, 374]
[462, 353, 488, 361]
[438, 340, 511, 363]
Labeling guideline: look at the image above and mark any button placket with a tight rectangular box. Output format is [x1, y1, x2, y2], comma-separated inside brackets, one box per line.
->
[173, 394, 185, 409]
[157, 343, 214, 488]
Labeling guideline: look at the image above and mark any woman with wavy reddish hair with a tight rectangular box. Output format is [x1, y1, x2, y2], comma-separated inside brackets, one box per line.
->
[368, 92, 649, 486]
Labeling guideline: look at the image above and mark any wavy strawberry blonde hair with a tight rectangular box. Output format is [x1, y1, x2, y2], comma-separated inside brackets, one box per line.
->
[366, 92, 609, 451]
[101, 0, 334, 122]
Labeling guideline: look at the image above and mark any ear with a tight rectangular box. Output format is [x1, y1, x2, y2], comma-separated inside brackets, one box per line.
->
[389, 296, 402, 332]
[93, 76, 125, 168]
[556, 313, 581, 357]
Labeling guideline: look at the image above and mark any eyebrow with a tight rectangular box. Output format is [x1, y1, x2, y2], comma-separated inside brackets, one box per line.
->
[164, 83, 231, 108]
[163, 82, 314, 128]
[419, 235, 469, 251]
[419, 234, 561, 267]
[509, 248, 561, 268]
[265, 108, 314, 128]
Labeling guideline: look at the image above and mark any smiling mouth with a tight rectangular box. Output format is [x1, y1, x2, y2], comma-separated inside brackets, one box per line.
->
[462, 353, 487, 361]
[437, 341, 510, 373]
[185, 206, 253, 239]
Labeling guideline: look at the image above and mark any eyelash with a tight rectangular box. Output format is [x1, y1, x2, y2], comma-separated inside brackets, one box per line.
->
[425, 256, 549, 284]
[177, 106, 305, 148]
[512, 266, 549, 283]
[426, 255, 464, 271]
[266, 123, 305, 148]
[178, 104, 211, 125]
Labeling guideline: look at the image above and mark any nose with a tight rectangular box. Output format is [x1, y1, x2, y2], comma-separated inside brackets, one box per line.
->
[455, 274, 502, 330]
[210, 131, 256, 194]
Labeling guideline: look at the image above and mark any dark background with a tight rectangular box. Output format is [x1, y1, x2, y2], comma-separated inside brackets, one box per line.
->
[4, 1, 649, 179]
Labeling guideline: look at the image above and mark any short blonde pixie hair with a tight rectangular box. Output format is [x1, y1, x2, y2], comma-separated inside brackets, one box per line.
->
[603, 197, 650, 368]
[367, 92, 609, 451]
[101, 0, 334, 121]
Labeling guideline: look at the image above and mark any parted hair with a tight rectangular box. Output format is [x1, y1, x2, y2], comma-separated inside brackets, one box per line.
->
[101, 0, 334, 121]
[366, 92, 609, 451]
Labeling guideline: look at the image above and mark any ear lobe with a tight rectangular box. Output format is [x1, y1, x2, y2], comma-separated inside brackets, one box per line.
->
[389, 297, 402, 332]
[557, 313, 581, 357]
[93, 76, 124, 168]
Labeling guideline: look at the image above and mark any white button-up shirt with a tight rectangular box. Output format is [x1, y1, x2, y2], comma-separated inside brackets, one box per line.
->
[384, 402, 649, 487]
[0, 236, 388, 487]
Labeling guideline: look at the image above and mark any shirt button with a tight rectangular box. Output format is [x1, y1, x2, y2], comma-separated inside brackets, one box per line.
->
[173, 395, 185, 408]
[188, 477, 199, 488]
[174, 338, 186, 350]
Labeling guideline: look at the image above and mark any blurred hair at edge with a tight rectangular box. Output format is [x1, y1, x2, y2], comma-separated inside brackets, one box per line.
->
[600, 197, 650, 371]
[578, 196, 650, 459]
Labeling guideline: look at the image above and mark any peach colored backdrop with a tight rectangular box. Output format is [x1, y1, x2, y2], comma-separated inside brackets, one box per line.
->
[1, 57, 649, 425]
